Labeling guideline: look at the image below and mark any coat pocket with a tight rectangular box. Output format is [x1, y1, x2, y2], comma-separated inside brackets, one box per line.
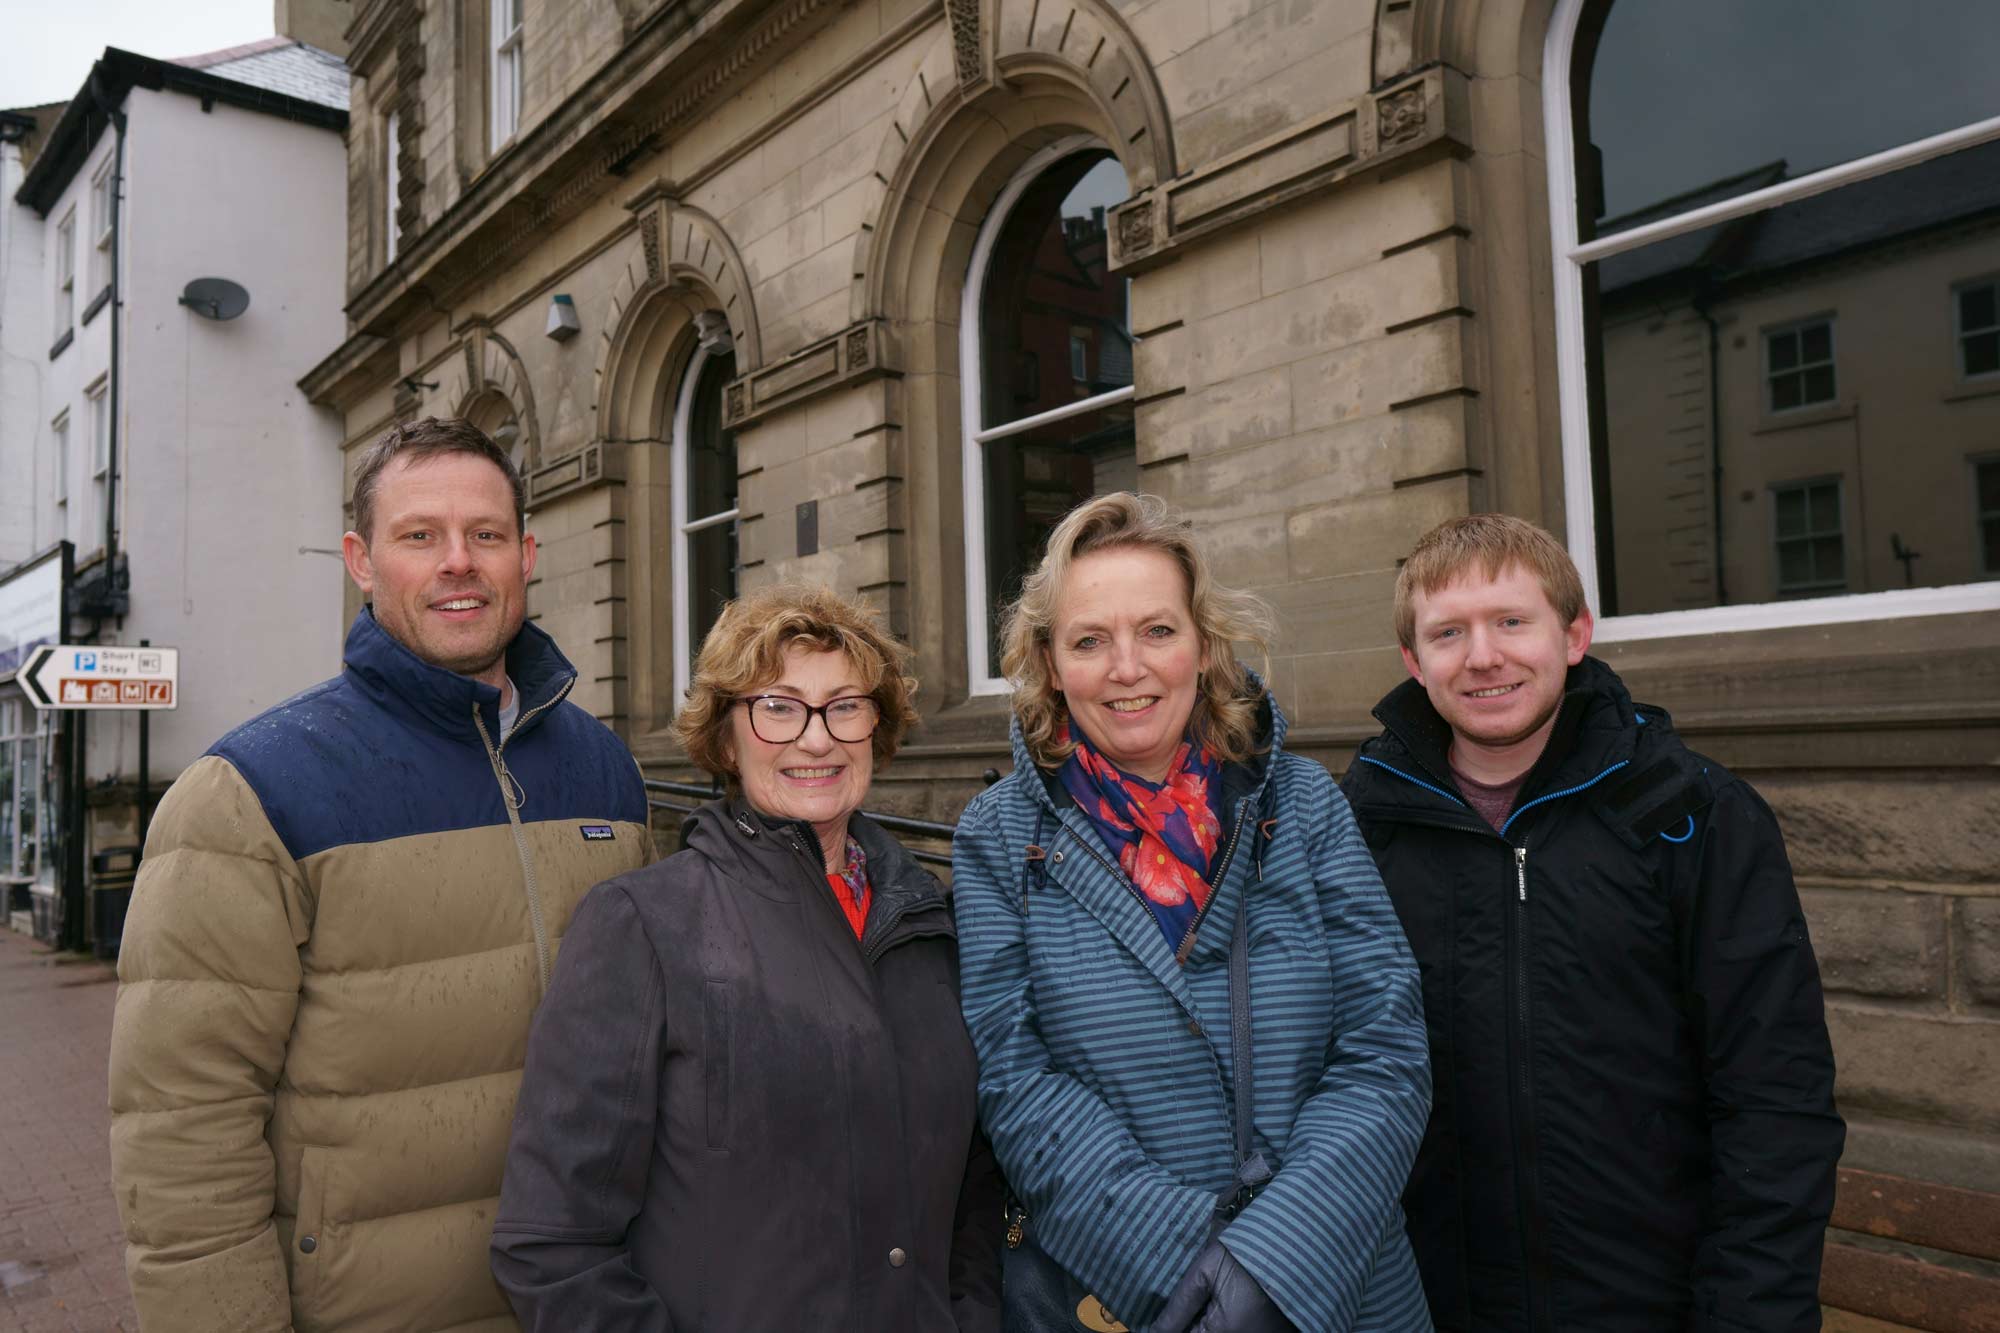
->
[290, 1147, 328, 1324]
[703, 979, 731, 1150]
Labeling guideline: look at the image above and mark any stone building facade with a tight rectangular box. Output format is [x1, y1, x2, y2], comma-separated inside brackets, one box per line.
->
[303, 0, 2000, 1207]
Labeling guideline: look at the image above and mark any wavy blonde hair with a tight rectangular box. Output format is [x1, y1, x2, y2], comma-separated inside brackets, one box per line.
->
[1000, 493, 1274, 769]
[674, 583, 919, 786]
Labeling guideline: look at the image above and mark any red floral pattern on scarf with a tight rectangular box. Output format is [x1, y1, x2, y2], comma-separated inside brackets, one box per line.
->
[1058, 722, 1226, 948]
[826, 835, 870, 939]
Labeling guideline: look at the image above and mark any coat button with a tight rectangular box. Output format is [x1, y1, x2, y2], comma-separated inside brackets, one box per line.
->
[888, 1247, 908, 1268]
[298, 1236, 317, 1254]
[1187, 1020, 1203, 1037]
[1051, 851, 1064, 864]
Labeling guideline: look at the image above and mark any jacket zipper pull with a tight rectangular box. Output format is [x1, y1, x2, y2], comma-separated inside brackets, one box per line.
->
[1515, 845, 1528, 902]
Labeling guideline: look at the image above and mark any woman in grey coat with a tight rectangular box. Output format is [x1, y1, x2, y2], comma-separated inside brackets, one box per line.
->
[492, 584, 1002, 1332]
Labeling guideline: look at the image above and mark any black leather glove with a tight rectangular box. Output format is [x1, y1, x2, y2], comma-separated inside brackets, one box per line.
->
[1150, 1238, 1296, 1333]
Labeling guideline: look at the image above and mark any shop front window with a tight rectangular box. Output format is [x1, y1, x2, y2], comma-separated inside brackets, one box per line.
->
[0, 699, 41, 884]
[0, 701, 17, 876]
[961, 137, 1135, 690]
[1548, 0, 2000, 634]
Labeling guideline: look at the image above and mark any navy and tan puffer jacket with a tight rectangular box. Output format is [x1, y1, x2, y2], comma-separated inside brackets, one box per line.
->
[110, 608, 651, 1333]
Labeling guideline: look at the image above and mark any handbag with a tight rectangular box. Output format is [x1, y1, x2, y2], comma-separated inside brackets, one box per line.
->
[1000, 812, 1273, 1333]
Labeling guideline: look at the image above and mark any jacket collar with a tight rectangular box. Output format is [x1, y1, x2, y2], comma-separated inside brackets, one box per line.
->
[1360, 655, 1642, 817]
[680, 795, 951, 947]
[1006, 673, 1284, 1010]
[341, 606, 578, 744]
[679, 796, 821, 896]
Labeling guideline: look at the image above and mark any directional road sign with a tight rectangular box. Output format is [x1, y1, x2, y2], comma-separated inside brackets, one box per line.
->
[19, 644, 179, 711]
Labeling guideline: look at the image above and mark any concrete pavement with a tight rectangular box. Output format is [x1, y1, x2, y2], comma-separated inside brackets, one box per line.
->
[0, 929, 134, 1332]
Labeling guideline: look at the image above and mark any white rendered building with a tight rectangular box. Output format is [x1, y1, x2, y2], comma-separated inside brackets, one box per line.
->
[0, 35, 349, 946]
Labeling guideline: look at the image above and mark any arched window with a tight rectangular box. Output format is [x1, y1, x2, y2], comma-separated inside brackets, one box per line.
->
[1546, 0, 2000, 639]
[462, 390, 525, 475]
[672, 322, 739, 704]
[961, 136, 1135, 693]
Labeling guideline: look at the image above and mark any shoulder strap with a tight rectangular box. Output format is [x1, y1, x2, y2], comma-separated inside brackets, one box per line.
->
[1593, 742, 1715, 851]
[1222, 811, 1275, 1218]
[1019, 806, 1049, 907]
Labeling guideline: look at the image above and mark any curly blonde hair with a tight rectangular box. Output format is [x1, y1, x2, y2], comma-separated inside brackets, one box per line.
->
[674, 584, 920, 785]
[1000, 493, 1274, 769]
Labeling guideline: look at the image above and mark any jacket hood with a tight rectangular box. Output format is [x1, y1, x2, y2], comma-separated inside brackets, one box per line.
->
[1005, 666, 1288, 807]
[342, 606, 577, 743]
[1358, 655, 1648, 815]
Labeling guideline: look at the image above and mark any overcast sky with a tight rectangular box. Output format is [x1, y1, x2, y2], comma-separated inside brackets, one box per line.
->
[1592, 0, 2000, 217]
[1, 0, 276, 110]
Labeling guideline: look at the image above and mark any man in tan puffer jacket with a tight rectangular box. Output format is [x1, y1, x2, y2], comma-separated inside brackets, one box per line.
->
[108, 419, 653, 1332]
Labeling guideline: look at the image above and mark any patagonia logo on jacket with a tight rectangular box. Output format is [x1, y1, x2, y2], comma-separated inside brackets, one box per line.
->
[580, 824, 616, 841]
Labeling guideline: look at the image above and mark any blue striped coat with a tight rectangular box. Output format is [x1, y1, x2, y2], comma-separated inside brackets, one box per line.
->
[953, 696, 1435, 1331]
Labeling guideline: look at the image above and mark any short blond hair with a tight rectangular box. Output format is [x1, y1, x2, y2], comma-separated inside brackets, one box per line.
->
[674, 584, 919, 784]
[1000, 493, 1275, 769]
[1394, 513, 1587, 650]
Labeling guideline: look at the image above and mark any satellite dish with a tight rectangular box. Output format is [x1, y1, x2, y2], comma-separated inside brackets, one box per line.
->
[178, 277, 250, 321]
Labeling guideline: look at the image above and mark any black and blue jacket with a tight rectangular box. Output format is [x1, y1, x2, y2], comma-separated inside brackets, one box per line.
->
[1341, 656, 1843, 1333]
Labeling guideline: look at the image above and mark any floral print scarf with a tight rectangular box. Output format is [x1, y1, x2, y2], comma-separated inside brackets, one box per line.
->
[1057, 721, 1226, 950]
[827, 834, 870, 940]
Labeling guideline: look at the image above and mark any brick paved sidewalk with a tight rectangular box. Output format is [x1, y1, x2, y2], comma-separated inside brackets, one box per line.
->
[0, 929, 134, 1332]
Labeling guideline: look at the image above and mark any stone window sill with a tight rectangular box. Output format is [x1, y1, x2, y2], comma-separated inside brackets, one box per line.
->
[1752, 401, 1855, 435]
[1942, 376, 2000, 404]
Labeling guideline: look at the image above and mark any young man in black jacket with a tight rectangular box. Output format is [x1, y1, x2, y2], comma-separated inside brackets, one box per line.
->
[1341, 514, 1844, 1333]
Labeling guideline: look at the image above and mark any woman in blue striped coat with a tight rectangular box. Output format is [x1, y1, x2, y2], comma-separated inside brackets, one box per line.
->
[953, 493, 1434, 1333]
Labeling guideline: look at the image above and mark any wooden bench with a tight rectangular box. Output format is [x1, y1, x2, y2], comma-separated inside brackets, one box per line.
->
[1822, 1167, 2000, 1333]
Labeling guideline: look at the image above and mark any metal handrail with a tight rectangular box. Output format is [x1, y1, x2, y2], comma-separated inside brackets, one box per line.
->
[644, 778, 969, 839]
[642, 778, 971, 867]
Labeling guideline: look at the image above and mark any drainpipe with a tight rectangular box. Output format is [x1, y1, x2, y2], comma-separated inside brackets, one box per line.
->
[87, 69, 126, 581]
[1693, 280, 1727, 607]
[64, 70, 127, 953]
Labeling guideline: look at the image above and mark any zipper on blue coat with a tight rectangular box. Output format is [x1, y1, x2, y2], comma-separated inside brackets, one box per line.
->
[1173, 796, 1256, 965]
[1354, 756, 1467, 808]
[1497, 759, 1629, 838]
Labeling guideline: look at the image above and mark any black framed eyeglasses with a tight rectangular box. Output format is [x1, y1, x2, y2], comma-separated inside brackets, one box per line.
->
[738, 694, 882, 744]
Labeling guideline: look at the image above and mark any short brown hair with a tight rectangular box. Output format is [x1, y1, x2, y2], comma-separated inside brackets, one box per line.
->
[350, 417, 525, 542]
[1000, 493, 1275, 769]
[673, 584, 920, 784]
[1394, 513, 1587, 650]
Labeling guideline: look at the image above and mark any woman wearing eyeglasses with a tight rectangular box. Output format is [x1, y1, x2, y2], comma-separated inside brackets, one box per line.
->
[491, 583, 1002, 1332]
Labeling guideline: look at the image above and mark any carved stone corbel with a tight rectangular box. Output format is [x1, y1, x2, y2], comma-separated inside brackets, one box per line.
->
[525, 441, 626, 508]
[722, 319, 894, 429]
[1108, 64, 1470, 272]
[621, 178, 763, 370]
[945, 0, 995, 95]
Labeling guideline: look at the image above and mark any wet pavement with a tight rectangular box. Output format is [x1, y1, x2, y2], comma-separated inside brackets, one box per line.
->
[0, 930, 134, 1332]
